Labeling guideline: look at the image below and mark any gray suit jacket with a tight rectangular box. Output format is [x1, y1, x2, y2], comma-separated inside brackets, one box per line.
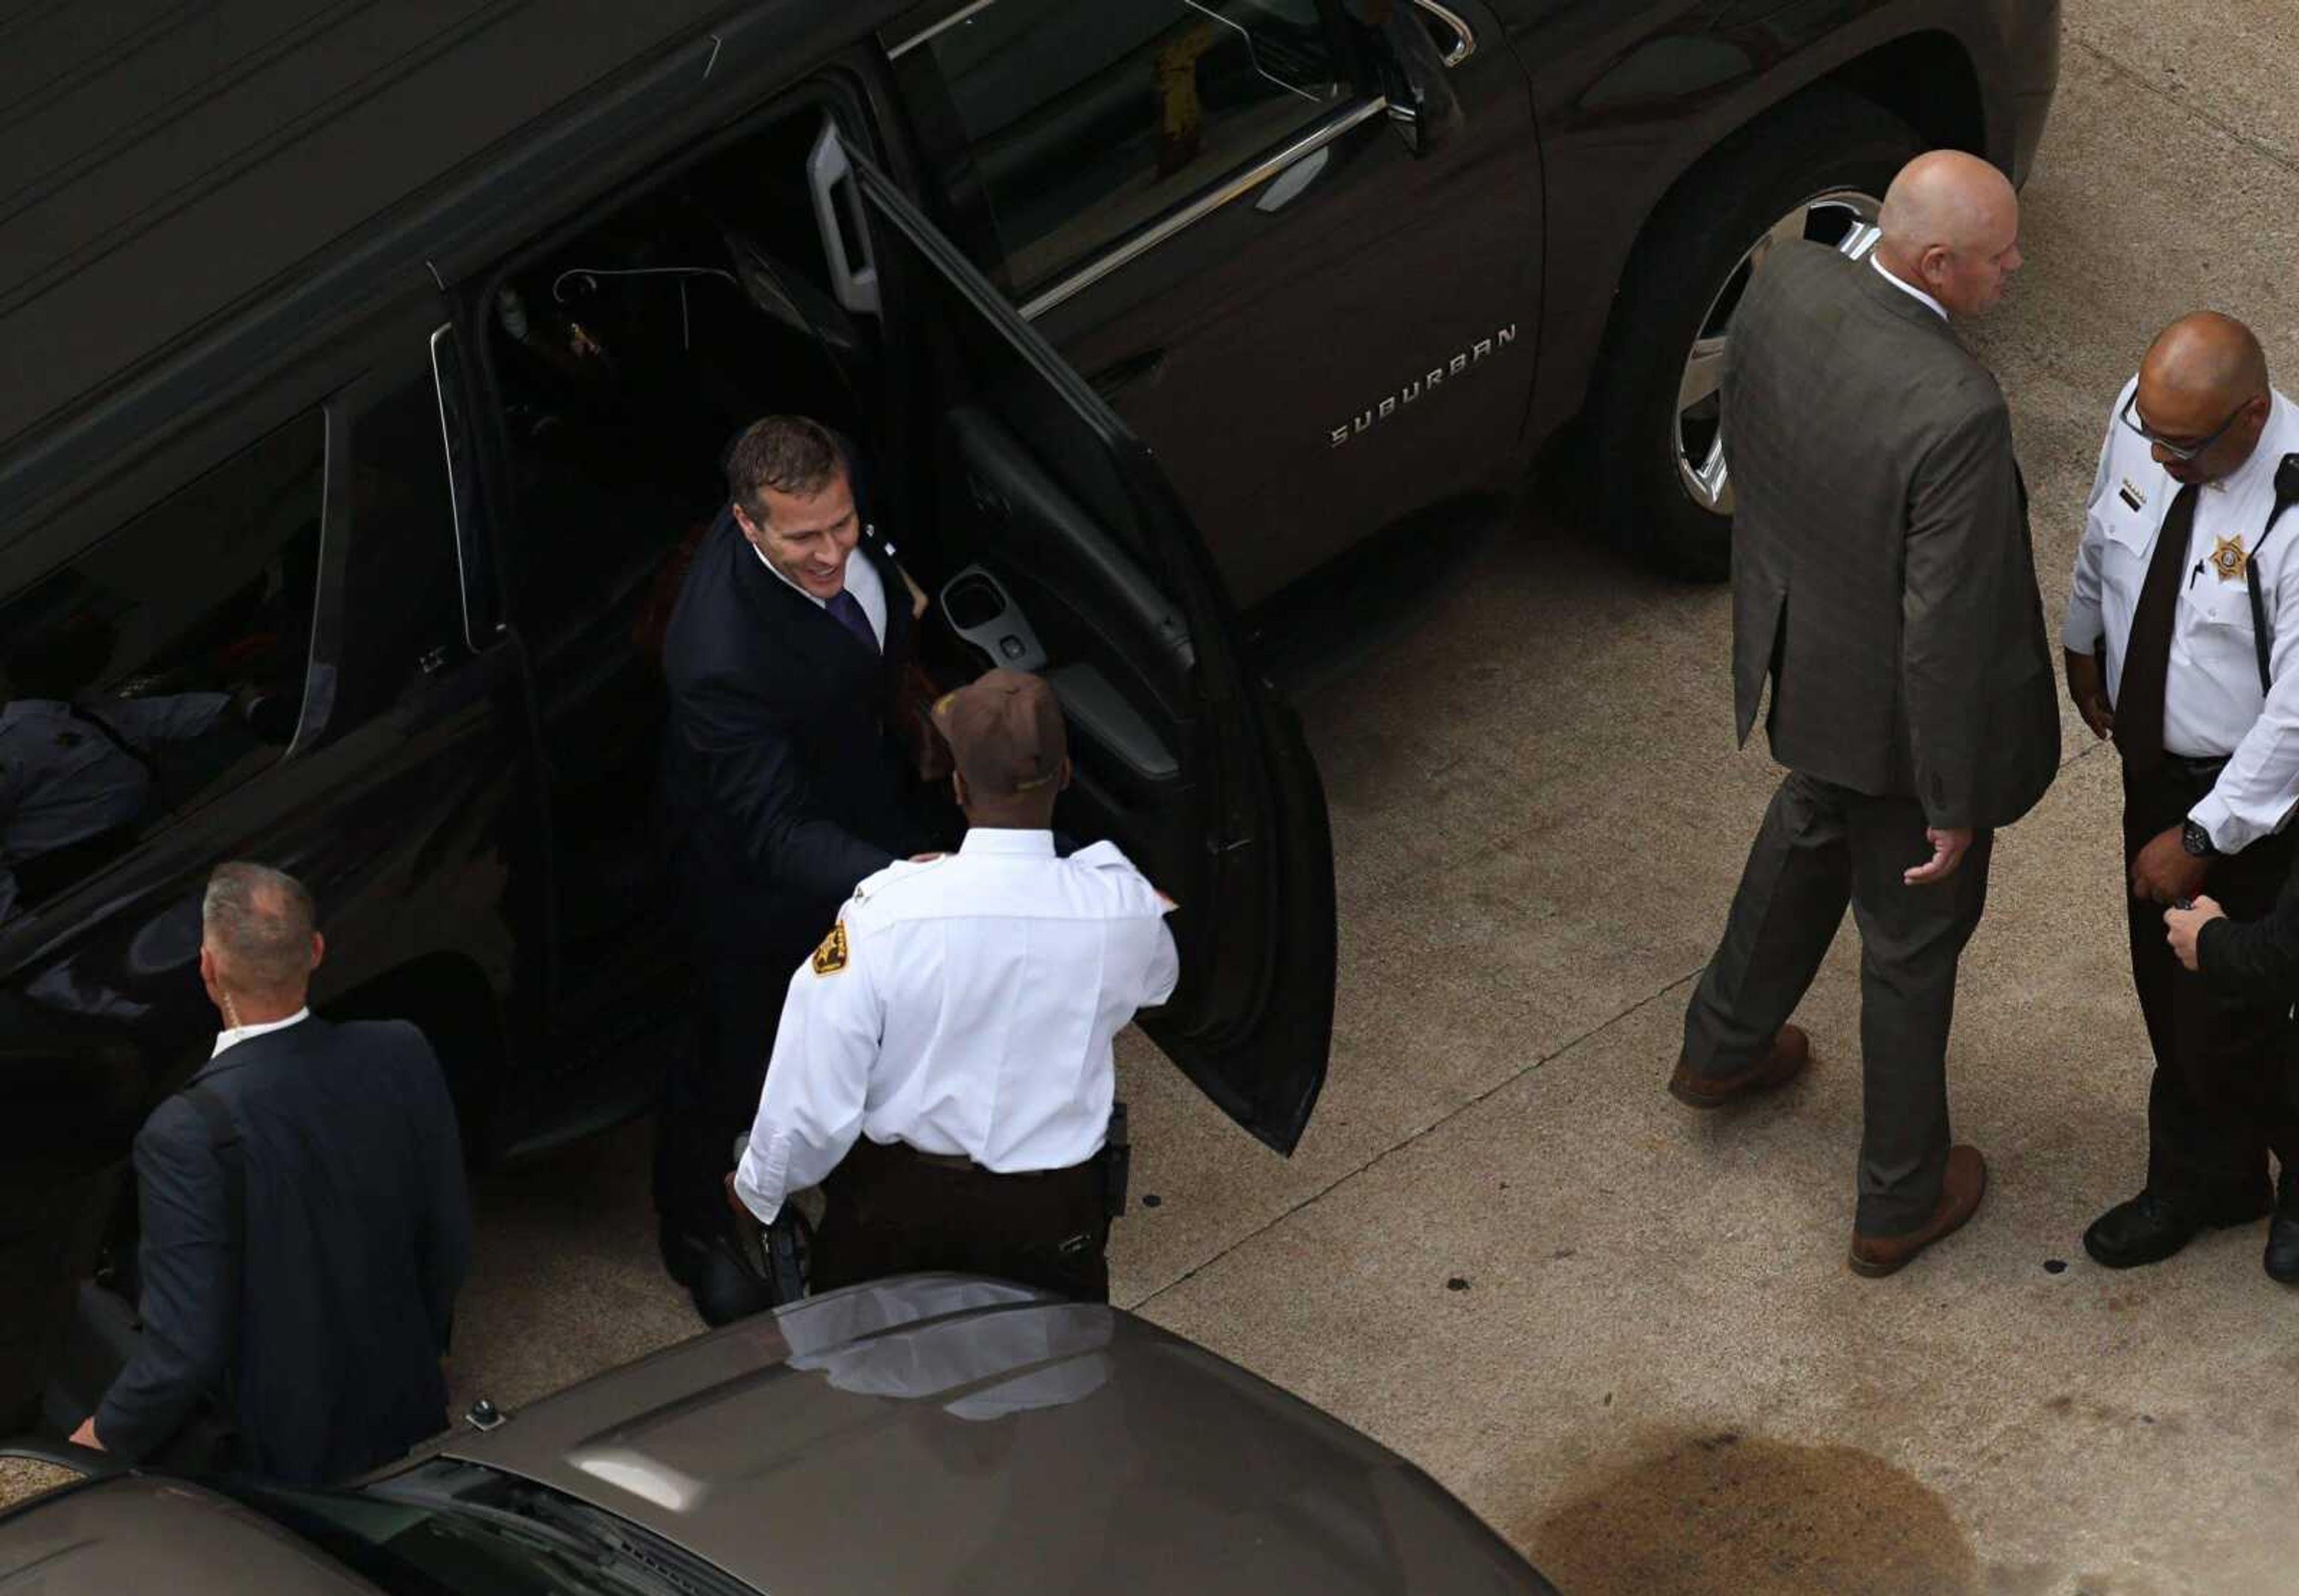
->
[1725, 241, 2058, 830]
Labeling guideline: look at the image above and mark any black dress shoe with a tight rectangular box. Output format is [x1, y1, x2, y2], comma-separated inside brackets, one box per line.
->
[660, 1219, 779, 1326]
[2267, 1171, 2299, 1285]
[2083, 1188, 2267, 1271]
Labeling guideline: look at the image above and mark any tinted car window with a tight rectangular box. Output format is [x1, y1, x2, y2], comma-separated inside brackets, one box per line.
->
[0, 415, 321, 922]
[914, 0, 1346, 295]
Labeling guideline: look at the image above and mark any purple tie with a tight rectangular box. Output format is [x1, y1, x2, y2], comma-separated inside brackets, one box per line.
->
[825, 588, 877, 653]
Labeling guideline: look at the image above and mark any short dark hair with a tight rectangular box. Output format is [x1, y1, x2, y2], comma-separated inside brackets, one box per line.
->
[203, 861, 318, 1000]
[725, 415, 846, 518]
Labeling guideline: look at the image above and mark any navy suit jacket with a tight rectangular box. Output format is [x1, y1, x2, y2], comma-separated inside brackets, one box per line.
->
[659, 508, 929, 957]
[95, 1017, 468, 1483]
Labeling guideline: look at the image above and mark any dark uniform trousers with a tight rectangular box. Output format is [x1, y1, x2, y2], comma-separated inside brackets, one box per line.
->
[1684, 771, 1995, 1236]
[812, 1137, 1111, 1303]
[2122, 757, 2299, 1209]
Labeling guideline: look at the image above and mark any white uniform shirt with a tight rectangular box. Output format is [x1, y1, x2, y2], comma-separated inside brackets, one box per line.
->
[0, 692, 228, 920]
[751, 540, 887, 649]
[733, 828, 1180, 1224]
[2064, 379, 2299, 852]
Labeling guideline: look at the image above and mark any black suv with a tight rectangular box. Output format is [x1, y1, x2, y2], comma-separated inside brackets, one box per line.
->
[0, 0, 2058, 1427]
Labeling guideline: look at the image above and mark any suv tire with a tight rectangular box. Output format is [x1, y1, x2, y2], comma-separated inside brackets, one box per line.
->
[1587, 89, 1922, 582]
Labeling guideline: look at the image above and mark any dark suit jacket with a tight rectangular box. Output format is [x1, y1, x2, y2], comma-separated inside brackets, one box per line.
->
[1725, 241, 2058, 830]
[659, 508, 928, 957]
[2200, 874, 2299, 1004]
[95, 1017, 469, 1483]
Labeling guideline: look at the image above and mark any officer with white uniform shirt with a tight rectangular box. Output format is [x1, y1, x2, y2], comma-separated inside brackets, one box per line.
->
[730, 668, 1177, 1303]
[0, 614, 238, 921]
[2063, 311, 2299, 1277]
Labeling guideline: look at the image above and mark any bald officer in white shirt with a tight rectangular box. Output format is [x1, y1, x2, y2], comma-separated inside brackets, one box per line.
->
[730, 669, 1177, 1302]
[2064, 312, 2299, 1276]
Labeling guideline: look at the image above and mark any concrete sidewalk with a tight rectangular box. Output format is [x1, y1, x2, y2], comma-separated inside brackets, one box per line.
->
[1105, 6, 2299, 1591]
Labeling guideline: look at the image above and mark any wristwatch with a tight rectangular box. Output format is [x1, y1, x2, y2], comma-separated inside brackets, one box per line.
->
[2181, 819, 2218, 858]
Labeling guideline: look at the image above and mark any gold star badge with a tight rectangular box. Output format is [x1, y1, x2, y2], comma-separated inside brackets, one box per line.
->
[811, 922, 849, 976]
[2211, 535, 2249, 582]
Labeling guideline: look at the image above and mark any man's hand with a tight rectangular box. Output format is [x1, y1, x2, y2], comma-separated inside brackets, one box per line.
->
[2130, 824, 2207, 905]
[1904, 827, 1975, 886]
[68, 1417, 103, 1452]
[2164, 894, 2226, 972]
[724, 1170, 749, 1219]
[2065, 647, 2114, 741]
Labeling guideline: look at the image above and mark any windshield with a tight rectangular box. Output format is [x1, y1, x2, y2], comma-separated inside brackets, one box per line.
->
[217, 1458, 750, 1596]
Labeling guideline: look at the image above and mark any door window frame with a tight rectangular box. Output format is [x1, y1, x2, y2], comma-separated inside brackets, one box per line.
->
[881, 0, 1477, 318]
[0, 389, 342, 929]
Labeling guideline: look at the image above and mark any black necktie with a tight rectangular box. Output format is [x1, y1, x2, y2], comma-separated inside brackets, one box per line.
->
[825, 588, 878, 654]
[2112, 483, 2200, 773]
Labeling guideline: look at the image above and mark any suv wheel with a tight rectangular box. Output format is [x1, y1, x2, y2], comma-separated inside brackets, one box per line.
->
[1588, 90, 1922, 582]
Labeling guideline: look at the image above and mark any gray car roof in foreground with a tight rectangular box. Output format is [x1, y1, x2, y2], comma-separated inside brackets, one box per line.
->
[0, 1275, 1550, 1594]
[445, 1273, 1548, 1594]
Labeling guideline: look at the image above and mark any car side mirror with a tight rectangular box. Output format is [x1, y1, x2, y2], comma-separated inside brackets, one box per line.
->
[1376, 4, 1464, 159]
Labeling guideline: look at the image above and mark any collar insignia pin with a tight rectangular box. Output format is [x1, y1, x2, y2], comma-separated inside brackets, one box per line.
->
[2212, 534, 2249, 583]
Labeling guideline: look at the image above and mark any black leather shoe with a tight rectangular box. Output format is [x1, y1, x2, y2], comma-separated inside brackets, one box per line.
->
[660, 1218, 779, 1326]
[2083, 1188, 2267, 1271]
[2267, 1171, 2299, 1285]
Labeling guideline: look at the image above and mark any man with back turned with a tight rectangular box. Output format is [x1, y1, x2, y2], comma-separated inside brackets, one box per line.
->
[1667, 151, 2058, 1276]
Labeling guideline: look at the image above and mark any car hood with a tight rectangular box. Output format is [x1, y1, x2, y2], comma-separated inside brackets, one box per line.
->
[0, 1473, 373, 1594]
[442, 1274, 1545, 1595]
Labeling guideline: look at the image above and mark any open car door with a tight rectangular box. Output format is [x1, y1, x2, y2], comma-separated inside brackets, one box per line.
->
[845, 142, 1335, 1155]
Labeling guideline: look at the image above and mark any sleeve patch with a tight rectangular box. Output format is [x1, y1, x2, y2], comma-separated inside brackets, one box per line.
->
[811, 923, 850, 976]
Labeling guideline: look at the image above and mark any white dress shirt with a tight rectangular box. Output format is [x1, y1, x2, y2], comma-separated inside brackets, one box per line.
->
[212, 1006, 311, 1057]
[2064, 378, 2299, 852]
[1871, 255, 1948, 321]
[733, 829, 1180, 1224]
[751, 541, 887, 649]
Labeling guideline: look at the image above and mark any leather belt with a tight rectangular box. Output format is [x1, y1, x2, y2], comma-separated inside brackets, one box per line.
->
[2162, 751, 2231, 781]
[904, 1145, 1074, 1179]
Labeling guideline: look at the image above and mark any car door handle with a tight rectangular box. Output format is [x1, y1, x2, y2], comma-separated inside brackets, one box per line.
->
[1254, 144, 1332, 214]
[1087, 347, 1167, 403]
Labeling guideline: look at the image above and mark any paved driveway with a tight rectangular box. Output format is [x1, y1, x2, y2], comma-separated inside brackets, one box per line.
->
[450, 5, 2299, 1590]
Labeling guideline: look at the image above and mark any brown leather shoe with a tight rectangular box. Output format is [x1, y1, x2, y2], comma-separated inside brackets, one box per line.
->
[1848, 1145, 1988, 1278]
[1668, 1024, 1810, 1108]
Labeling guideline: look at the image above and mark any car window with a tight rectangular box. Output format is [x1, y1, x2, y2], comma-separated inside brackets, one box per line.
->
[0, 414, 322, 923]
[905, 0, 1348, 296]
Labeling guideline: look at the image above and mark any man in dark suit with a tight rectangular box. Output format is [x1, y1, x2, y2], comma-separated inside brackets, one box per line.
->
[1669, 151, 2060, 1276]
[69, 861, 468, 1483]
[656, 414, 940, 1324]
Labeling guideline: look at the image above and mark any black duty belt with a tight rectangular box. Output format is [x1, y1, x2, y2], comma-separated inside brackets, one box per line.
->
[2162, 751, 2231, 782]
[903, 1145, 1076, 1179]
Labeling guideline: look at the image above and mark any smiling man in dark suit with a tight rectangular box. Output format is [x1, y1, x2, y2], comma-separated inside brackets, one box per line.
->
[1667, 151, 2060, 1278]
[655, 414, 941, 1324]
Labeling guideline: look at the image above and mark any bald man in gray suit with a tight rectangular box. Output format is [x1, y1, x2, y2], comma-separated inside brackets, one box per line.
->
[1669, 151, 2060, 1277]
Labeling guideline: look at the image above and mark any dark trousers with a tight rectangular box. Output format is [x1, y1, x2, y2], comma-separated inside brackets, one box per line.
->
[2122, 758, 2299, 1209]
[1684, 771, 1994, 1236]
[653, 947, 802, 1234]
[812, 1137, 1111, 1303]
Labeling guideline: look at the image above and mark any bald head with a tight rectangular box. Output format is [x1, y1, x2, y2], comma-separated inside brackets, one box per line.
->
[201, 861, 322, 1018]
[1874, 151, 2022, 318]
[2134, 312, 2273, 485]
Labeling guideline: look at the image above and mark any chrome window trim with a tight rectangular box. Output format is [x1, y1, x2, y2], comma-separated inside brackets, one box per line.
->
[888, 0, 998, 59]
[427, 322, 491, 653]
[1019, 94, 1388, 321]
[1414, 0, 1476, 68]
